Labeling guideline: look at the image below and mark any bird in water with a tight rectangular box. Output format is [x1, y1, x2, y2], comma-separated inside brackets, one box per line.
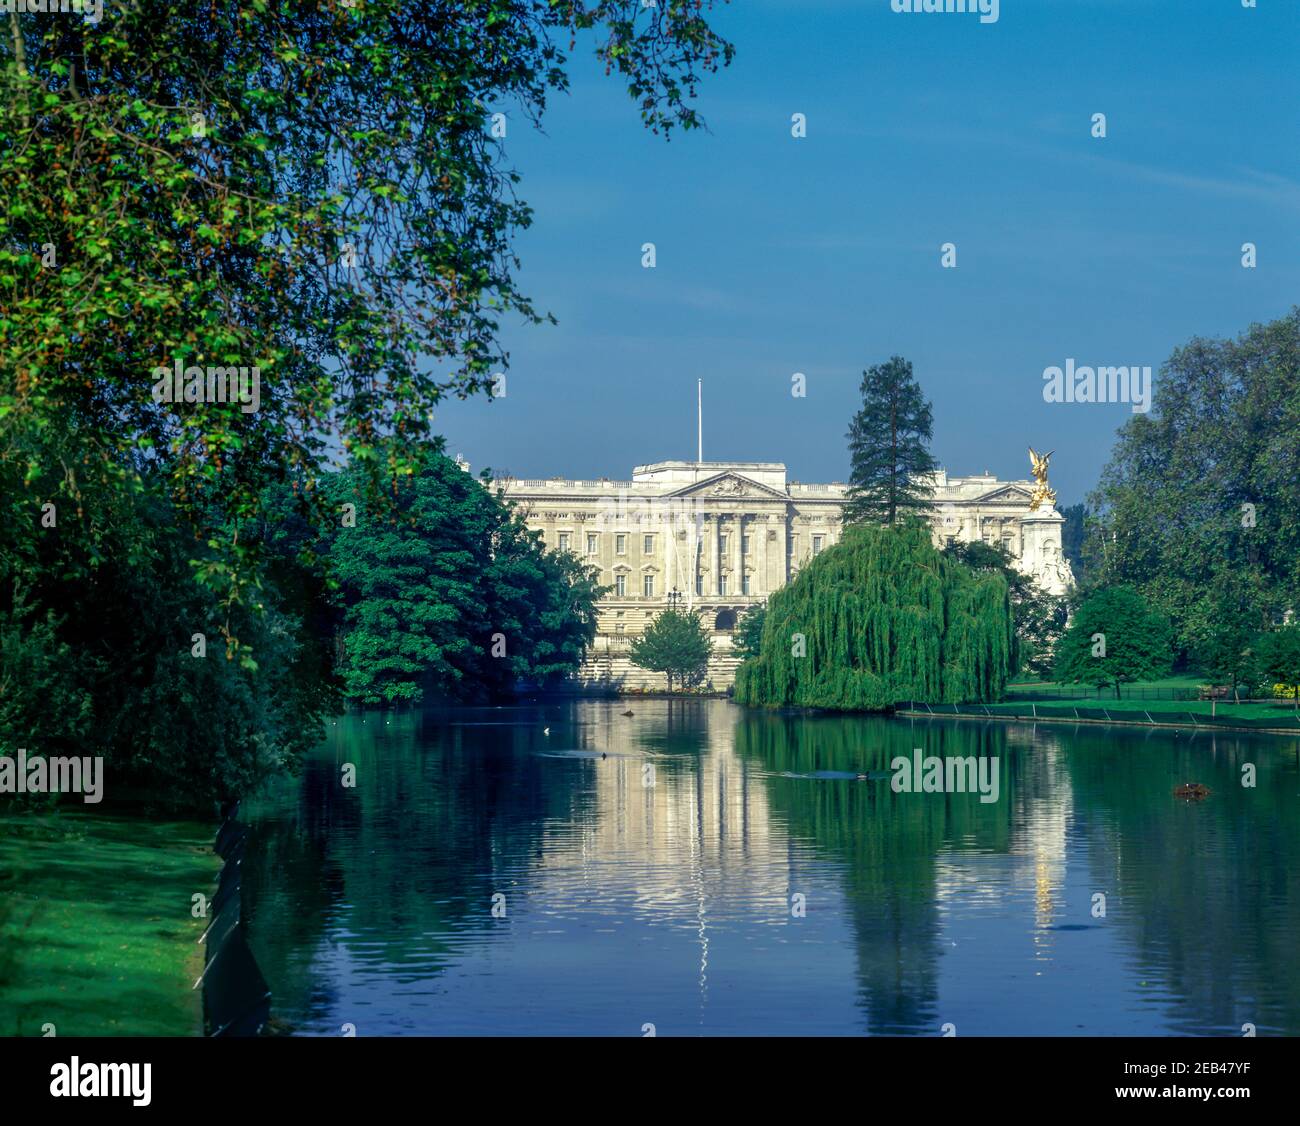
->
[543, 727, 550, 736]
[1173, 782, 1211, 800]
[601, 752, 607, 760]
[621, 710, 634, 717]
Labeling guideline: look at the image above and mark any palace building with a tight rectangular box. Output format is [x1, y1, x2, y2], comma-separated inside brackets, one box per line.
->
[498, 459, 1073, 689]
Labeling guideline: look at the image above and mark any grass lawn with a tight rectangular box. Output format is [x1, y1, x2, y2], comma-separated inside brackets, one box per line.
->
[0, 809, 219, 1036]
[997, 675, 1300, 726]
[989, 695, 1300, 724]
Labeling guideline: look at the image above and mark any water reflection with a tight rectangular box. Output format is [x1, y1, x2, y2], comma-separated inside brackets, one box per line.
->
[240, 701, 1300, 1036]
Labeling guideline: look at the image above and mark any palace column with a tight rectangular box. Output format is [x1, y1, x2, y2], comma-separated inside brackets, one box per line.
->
[734, 513, 742, 593]
[717, 513, 729, 595]
[738, 512, 749, 594]
[687, 514, 700, 607]
[665, 509, 677, 596]
[710, 512, 721, 596]
[776, 508, 789, 587]
[730, 513, 739, 593]
[663, 508, 675, 600]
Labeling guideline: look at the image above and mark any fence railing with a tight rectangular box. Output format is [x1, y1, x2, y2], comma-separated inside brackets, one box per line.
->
[200, 807, 271, 1037]
[899, 700, 1300, 731]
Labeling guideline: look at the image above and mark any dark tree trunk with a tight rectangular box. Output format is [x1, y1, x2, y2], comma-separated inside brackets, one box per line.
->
[888, 398, 898, 524]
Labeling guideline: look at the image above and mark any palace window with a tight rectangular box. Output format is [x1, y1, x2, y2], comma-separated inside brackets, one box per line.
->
[741, 535, 751, 555]
[558, 532, 570, 551]
[616, 574, 626, 597]
[720, 534, 728, 555]
[616, 534, 626, 555]
[812, 534, 825, 555]
[643, 534, 654, 555]
[741, 573, 751, 595]
[696, 574, 704, 595]
[586, 534, 597, 556]
[643, 574, 655, 598]
[719, 574, 728, 596]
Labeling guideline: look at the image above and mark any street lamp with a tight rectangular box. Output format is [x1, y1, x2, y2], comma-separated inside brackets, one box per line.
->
[667, 588, 682, 610]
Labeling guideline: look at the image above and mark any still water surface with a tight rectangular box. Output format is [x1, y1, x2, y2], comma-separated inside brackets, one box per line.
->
[241, 700, 1300, 1036]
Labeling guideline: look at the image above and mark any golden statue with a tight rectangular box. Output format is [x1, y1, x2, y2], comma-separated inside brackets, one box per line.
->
[1027, 447, 1057, 511]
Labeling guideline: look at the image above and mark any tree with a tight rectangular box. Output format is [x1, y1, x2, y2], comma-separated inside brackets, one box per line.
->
[1059, 503, 1087, 586]
[1086, 310, 1300, 659]
[1194, 622, 1261, 705]
[628, 610, 713, 692]
[843, 357, 938, 526]
[0, 463, 335, 810]
[1185, 590, 1262, 703]
[0, 3, 728, 801]
[733, 605, 767, 664]
[329, 451, 602, 704]
[735, 521, 1014, 711]
[942, 540, 1067, 679]
[1258, 626, 1300, 713]
[1, 2, 732, 655]
[1053, 587, 1172, 699]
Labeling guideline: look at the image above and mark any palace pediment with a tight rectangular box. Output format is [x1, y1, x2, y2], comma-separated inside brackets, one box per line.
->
[968, 485, 1035, 505]
[667, 472, 789, 501]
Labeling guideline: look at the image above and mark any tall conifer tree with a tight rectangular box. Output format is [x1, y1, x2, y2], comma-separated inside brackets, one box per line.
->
[843, 357, 938, 525]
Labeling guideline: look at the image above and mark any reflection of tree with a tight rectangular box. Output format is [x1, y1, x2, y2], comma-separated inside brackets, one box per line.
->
[239, 758, 346, 1027]
[1062, 729, 1300, 1034]
[240, 708, 582, 1030]
[734, 713, 1016, 1034]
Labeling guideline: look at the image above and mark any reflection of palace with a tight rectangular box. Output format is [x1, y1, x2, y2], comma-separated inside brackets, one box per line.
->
[1008, 731, 1072, 941]
[928, 727, 1073, 944]
[499, 459, 1074, 687]
[534, 711, 782, 880]
[531, 709, 798, 1017]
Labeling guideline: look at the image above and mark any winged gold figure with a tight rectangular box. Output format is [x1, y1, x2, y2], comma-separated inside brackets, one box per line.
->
[1027, 447, 1057, 511]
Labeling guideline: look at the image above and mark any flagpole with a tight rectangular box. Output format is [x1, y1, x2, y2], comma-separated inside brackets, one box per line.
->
[697, 378, 703, 464]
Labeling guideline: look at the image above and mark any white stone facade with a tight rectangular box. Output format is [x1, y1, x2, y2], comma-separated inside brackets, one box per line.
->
[499, 460, 1073, 690]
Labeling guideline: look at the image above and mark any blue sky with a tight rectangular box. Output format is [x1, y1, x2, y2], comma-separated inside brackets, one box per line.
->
[434, 0, 1299, 505]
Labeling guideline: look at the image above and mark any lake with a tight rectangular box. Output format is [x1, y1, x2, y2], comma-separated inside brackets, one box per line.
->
[240, 699, 1300, 1036]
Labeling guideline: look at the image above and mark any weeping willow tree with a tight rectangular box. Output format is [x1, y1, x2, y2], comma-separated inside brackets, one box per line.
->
[734, 521, 1014, 711]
